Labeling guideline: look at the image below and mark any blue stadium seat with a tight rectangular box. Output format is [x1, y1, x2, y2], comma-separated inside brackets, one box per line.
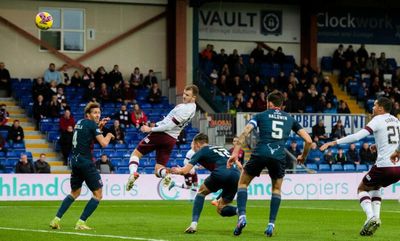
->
[331, 164, 343, 172]
[117, 167, 129, 174]
[356, 164, 368, 172]
[343, 164, 355, 172]
[144, 167, 154, 174]
[318, 164, 331, 172]
[306, 163, 318, 171]
[197, 169, 210, 174]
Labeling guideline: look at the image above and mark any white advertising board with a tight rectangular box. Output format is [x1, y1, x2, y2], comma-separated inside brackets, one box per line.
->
[1, 173, 399, 201]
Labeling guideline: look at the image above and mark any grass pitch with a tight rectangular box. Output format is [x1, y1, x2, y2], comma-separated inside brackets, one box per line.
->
[0, 200, 399, 241]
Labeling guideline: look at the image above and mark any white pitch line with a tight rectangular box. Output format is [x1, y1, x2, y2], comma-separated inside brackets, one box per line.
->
[0, 227, 169, 241]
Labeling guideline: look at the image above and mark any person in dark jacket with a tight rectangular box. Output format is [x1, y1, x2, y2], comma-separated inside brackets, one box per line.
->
[34, 153, 51, 173]
[7, 120, 24, 144]
[15, 153, 34, 173]
[59, 125, 73, 165]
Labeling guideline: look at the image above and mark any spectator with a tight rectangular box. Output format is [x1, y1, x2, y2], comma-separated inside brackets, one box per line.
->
[0, 62, 11, 96]
[34, 153, 51, 173]
[344, 45, 356, 63]
[246, 57, 260, 80]
[0, 103, 10, 130]
[282, 91, 292, 112]
[312, 119, 329, 141]
[33, 95, 47, 129]
[59, 64, 70, 87]
[366, 52, 378, 72]
[378, 52, 392, 73]
[108, 64, 123, 86]
[331, 119, 346, 140]
[43, 63, 62, 85]
[82, 67, 95, 87]
[147, 83, 162, 104]
[111, 81, 123, 103]
[107, 120, 125, 144]
[229, 136, 245, 166]
[176, 129, 187, 149]
[94, 66, 109, 85]
[143, 69, 158, 89]
[228, 49, 240, 70]
[15, 153, 34, 173]
[250, 43, 264, 63]
[0, 134, 8, 154]
[70, 70, 82, 87]
[85, 81, 99, 102]
[200, 44, 214, 61]
[59, 125, 73, 165]
[232, 56, 247, 78]
[335, 148, 347, 164]
[121, 80, 135, 103]
[324, 149, 335, 165]
[130, 67, 143, 89]
[347, 143, 360, 165]
[215, 48, 228, 68]
[332, 44, 345, 69]
[47, 95, 61, 118]
[300, 58, 314, 73]
[291, 91, 306, 113]
[56, 87, 66, 104]
[356, 44, 369, 60]
[274, 46, 286, 66]
[228, 99, 243, 115]
[323, 102, 337, 114]
[286, 140, 300, 171]
[340, 61, 355, 88]
[220, 64, 230, 78]
[391, 101, 400, 118]
[98, 83, 111, 103]
[131, 103, 148, 129]
[96, 154, 115, 174]
[47, 80, 58, 97]
[59, 109, 75, 133]
[32, 77, 49, 100]
[255, 92, 267, 112]
[306, 142, 324, 164]
[7, 120, 24, 144]
[359, 142, 376, 165]
[337, 100, 351, 113]
[210, 69, 218, 80]
[218, 74, 229, 96]
[112, 104, 131, 128]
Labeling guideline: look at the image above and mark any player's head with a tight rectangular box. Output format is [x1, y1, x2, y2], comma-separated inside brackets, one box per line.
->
[182, 85, 198, 104]
[373, 97, 392, 115]
[192, 133, 208, 152]
[84, 102, 101, 123]
[267, 90, 284, 109]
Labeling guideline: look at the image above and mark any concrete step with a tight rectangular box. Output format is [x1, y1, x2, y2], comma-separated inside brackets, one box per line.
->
[9, 117, 29, 123]
[26, 143, 51, 148]
[25, 139, 48, 144]
[51, 166, 71, 173]
[8, 109, 25, 114]
[32, 152, 57, 158]
[9, 113, 27, 118]
[0, 97, 13, 101]
[25, 134, 45, 139]
[28, 147, 55, 153]
[48, 161, 64, 166]
[0, 101, 18, 106]
[24, 131, 43, 135]
[21, 126, 35, 131]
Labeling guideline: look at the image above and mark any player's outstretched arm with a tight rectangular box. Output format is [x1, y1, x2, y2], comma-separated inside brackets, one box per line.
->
[296, 129, 312, 164]
[171, 164, 194, 175]
[320, 128, 370, 151]
[96, 133, 115, 148]
[227, 123, 254, 168]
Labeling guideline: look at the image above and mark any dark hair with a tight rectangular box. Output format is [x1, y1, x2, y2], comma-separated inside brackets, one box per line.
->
[267, 90, 284, 107]
[185, 85, 199, 97]
[84, 102, 101, 115]
[377, 97, 392, 112]
[193, 133, 208, 144]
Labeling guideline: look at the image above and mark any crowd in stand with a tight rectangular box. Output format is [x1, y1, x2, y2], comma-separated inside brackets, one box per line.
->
[200, 43, 349, 115]
[331, 44, 400, 116]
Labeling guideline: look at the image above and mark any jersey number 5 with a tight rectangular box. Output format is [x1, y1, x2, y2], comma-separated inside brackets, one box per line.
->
[272, 120, 284, 139]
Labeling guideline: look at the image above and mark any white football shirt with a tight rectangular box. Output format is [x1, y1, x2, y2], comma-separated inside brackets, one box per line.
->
[365, 113, 400, 167]
[155, 102, 196, 139]
[184, 149, 197, 174]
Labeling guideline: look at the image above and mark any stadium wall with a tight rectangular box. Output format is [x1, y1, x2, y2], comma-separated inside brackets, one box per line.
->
[0, 0, 167, 79]
[1, 174, 399, 201]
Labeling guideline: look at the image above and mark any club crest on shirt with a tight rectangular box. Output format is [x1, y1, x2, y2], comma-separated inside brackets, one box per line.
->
[144, 137, 150, 143]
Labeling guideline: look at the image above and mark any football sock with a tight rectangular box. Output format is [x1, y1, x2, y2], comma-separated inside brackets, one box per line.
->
[128, 155, 139, 174]
[358, 191, 373, 219]
[269, 193, 281, 224]
[220, 205, 237, 217]
[192, 194, 205, 222]
[80, 197, 100, 221]
[173, 182, 189, 189]
[237, 187, 248, 216]
[56, 194, 75, 218]
[369, 190, 382, 219]
[157, 168, 167, 178]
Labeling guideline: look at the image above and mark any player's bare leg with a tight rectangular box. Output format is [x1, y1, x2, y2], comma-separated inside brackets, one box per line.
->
[126, 149, 143, 191]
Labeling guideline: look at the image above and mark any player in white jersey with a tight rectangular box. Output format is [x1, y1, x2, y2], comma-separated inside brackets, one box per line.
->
[126, 85, 198, 191]
[168, 145, 199, 200]
[321, 97, 400, 236]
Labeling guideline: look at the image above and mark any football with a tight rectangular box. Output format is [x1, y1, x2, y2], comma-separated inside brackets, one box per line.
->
[35, 12, 53, 30]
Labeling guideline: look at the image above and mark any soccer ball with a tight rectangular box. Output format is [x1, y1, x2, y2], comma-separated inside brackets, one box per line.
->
[35, 12, 53, 30]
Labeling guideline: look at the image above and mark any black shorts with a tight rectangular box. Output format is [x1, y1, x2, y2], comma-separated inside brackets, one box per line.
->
[184, 172, 198, 186]
[204, 168, 240, 202]
[70, 155, 103, 191]
[244, 154, 285, 180]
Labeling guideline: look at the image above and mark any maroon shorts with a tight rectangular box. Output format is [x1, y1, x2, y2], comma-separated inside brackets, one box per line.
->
[136, 132, 176, 166]
[362, 165, 400, 188]
[184, 172, 198, 186]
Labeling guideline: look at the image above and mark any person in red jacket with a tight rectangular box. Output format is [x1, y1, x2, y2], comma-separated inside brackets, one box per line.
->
[130, 103, 148, 129]
[60, 110, 75, 133]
